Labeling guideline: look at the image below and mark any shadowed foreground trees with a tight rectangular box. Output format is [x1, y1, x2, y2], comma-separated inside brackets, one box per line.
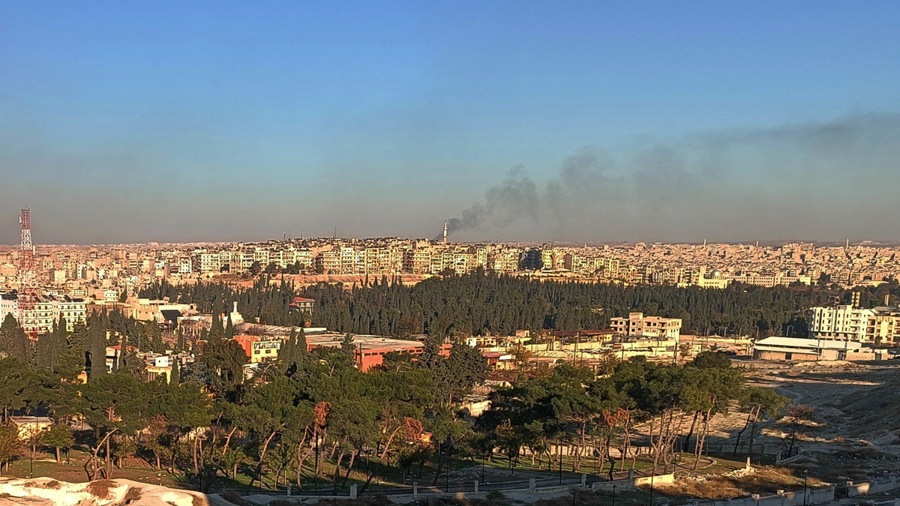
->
[477, 352, 783, 475]
[0, 299, 788, 492]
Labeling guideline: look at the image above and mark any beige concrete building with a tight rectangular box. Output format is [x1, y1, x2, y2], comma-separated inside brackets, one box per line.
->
[751, 336, 879, 361]
[610, 312, 682, 339]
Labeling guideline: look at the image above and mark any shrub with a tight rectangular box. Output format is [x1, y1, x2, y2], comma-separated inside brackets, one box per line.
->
[86, 480, 113, 499]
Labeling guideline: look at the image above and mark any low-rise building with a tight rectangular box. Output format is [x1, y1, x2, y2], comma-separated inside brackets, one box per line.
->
[751, 336, 878, 361]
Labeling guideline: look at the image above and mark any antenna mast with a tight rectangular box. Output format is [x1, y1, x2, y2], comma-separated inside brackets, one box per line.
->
[17, 209, 39, 338]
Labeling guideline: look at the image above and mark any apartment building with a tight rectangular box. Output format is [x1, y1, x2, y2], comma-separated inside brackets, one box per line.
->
[610, 312, 682, 339]
[810, 304, 900, 343]
[809, 305, 873, 341]
[6, 294, 87, 334]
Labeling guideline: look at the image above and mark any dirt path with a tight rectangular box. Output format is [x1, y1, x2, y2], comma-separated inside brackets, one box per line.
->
[740, 361, 900, 482]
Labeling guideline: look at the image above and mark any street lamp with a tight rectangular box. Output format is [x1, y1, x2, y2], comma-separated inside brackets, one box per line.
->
[803, 469, 809, 506]
[612, 484, 617, 506]
[481, 453, 486, 484]
[446, 445, 452, 493]
[559, 455, 563, 484]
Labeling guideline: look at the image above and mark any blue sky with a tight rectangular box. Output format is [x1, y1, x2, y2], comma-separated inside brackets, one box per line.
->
[1, 1, 899, 244]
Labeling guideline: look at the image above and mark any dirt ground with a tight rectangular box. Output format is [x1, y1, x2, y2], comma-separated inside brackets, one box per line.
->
[629, 359, 900, 500]
[743, 360, 900, 482]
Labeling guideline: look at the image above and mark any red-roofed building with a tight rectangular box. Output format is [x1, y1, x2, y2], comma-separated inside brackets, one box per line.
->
[289, 297, 315, 314]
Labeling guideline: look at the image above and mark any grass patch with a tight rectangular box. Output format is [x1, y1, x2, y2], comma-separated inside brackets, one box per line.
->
[653, 466, 804, 501]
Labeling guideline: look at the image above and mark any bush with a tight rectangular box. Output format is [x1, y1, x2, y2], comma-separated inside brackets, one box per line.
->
[86, 480, 113, 499]
[123, 487, 142, 504]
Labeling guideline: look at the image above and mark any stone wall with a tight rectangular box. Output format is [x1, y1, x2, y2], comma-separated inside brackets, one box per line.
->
[847, 475, 900, 497]
[696, 486, 834, 506]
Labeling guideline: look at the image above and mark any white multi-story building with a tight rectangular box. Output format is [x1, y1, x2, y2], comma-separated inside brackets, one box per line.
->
[5, 294, 88, 335]
[809, 305, 874, 342]
[810, 304, 900, 343]
[0, 293, 17, 323]
[199, 252, 222, 273]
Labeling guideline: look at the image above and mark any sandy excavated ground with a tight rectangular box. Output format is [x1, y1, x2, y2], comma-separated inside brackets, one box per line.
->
[737, 361, 900, 482]
[631, 360, 900, 500]
[0, 477, 210, 506]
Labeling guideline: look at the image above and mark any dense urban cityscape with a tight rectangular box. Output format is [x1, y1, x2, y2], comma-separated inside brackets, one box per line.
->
[1, 207, 900, 505]
[4, 1, 900, 505]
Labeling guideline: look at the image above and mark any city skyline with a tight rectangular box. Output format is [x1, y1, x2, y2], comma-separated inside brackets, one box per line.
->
[2, 2, 900, 245]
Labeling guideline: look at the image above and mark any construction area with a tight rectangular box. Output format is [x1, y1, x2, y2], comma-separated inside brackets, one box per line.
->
[647, 359, 900, 503]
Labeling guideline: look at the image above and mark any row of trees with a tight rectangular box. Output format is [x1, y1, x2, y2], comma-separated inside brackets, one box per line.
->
[478, 353, 786, 477]
[146, 271, 844, 338]
[0, 308, 787, 491]
[0, 308, 493, 491]
[151, 270, 900, 339]
[141, 277, 306, 327]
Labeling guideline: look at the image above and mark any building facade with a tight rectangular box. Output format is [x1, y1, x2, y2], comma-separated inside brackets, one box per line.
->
[610, 312, 682, 339]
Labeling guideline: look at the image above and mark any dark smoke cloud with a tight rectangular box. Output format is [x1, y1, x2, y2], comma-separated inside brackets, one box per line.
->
[443, 112, 900, 242]
[445, 166, 541, 234]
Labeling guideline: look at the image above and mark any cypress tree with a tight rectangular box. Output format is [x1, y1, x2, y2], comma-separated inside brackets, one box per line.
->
[170, 359, 180, 385]
[0, 314, 28, 364]
[175, 328, 185, 353]
[277, 328, 297, 373]
[297, 328, 308, 358]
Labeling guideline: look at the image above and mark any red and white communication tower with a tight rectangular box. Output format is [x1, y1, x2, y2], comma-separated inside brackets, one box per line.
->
[17, 208, 39, 338]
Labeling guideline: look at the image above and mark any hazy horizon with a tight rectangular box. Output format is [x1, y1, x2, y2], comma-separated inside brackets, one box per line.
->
[2, 2, 899, 245]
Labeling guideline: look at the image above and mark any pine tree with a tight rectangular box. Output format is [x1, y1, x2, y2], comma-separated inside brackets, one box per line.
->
[150, 325, 164, 353]
[61, 321, 88, 380]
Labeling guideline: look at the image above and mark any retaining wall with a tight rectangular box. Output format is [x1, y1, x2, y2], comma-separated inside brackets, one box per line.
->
[847, 475, 900, 497]
[697, 486, 834, 506]
[591, 478, 632, 492]
[633, 473, 676, 487]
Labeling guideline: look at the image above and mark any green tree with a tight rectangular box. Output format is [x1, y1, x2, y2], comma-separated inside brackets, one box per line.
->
[170, 359, 180, 385]
[42, 423, 74, 464]
[0, 314, 28, 363]
[0, 357, 37, 423]
[78, 372, 146, 479]
[0, 423, 21, 475]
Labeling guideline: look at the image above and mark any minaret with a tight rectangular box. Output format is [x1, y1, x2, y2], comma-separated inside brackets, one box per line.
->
[443, 220, 448, 244]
